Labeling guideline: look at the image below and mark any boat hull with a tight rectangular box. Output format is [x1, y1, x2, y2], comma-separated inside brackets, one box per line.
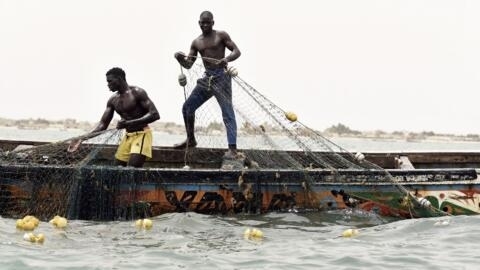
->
[1, 163, 479, 220]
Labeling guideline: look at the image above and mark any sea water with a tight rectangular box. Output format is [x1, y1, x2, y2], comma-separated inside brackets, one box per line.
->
[1, 213, 479, 270]
[1, 128, 480, 269]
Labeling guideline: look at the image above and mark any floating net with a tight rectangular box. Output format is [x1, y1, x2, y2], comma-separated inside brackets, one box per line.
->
[0, 61, 451, 221]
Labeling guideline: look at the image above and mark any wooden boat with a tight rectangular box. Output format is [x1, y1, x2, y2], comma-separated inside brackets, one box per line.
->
[1, 139, 480, 221]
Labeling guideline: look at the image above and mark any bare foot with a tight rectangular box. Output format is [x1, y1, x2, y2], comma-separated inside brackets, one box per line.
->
[223, 149, 238, 159]
[173, 139, 197, 149]
[67, 139, 82, 153]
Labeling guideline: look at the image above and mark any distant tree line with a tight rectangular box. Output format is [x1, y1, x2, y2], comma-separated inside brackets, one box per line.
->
[1, 117, 479, 141]
[324, 123, 361, 136]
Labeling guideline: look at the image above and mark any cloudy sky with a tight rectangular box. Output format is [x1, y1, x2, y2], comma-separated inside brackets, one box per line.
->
[1, 0, 479, 135]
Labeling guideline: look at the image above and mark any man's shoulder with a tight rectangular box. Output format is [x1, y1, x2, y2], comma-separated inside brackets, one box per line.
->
[129, 85, 146, 92]
[129, 86, 150, 99]
[193, 34, 203, 43]
[216, 30, 229, 37]
[107, 92, 119, 104]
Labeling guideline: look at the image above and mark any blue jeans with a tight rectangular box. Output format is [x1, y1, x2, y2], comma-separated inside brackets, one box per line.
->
[182, 68, 237, 148]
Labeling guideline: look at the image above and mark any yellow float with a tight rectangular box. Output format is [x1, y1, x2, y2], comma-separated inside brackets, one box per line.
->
[341, 228, 359, 238]
[134, 218, 153, 230]
[284, 111, 298, 122]
[16, 215, 40, 231]
[49, 215, 68, 228]
[23, 232, 45, 244]
[243, 228, 264, 240]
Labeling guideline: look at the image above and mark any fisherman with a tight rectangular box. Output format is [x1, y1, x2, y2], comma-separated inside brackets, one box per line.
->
[68, 67, 160, 167]
[174, 10, 241, 158]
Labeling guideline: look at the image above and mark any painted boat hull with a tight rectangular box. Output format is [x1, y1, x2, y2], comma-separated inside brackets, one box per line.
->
[1, 140, 480, 220]
[1, 163, 479, 220]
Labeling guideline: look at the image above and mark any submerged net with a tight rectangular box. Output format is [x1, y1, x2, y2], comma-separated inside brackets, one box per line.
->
[0, 61, 451, 221]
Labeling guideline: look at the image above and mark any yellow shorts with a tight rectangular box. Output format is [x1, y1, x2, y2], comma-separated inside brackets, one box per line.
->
[115, 128, 153, 162]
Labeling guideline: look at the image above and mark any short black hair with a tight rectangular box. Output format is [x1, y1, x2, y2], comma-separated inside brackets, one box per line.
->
[106, 67, 126, 81]
[200, 11, 213, 20]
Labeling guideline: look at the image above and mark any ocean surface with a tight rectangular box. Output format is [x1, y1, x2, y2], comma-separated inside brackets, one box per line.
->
[1, 127, 480, 270]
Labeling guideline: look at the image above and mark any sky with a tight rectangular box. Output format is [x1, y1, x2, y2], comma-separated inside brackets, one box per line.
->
[1, 0, 480, 135]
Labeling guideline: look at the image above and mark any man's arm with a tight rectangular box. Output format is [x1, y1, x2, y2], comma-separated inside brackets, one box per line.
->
[174, 40, 198, 69]
[67, 101, 114, 152]
[219, 31, 241, 65]
[91, 101, 115, 132]
[118, 88, 160, 129]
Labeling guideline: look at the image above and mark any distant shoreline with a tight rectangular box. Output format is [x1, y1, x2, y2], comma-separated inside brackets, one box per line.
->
[0, 117, 479, 143]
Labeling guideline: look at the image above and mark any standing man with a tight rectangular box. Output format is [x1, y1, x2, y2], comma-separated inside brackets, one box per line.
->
[69, 67, 160, 167]
[174, 10, 241, 157]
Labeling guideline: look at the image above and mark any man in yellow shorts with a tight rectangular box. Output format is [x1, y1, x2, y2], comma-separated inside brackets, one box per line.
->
[115, 128, 153, 164]
[69, 67, 160, 167]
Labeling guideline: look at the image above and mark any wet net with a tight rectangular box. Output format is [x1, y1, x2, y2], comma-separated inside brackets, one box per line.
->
[0, 61, 452, 221]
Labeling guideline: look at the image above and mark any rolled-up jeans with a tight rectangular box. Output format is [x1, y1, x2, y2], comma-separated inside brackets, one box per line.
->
[182, 68, 237, 148]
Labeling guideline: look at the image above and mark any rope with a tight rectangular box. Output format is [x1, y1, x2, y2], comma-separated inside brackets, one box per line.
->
[178, 65, 190, 167]
[179, 65, 187, 100]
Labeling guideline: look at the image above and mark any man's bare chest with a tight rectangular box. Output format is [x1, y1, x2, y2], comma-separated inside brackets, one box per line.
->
[196, 35, 223, 51]
[112, 92, 138, 113]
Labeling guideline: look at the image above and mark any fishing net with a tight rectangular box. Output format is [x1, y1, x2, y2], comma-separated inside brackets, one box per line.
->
[176, 62, 449, 218]
[0, 130, 123, 220]
[0, 61, 456, 221]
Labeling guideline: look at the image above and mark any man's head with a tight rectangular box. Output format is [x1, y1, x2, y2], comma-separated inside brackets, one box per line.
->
[199, 11, 214, 34]
[106, 67, 127, 92]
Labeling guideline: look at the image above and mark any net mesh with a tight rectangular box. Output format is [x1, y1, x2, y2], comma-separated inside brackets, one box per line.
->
[0, 62, 448, 220]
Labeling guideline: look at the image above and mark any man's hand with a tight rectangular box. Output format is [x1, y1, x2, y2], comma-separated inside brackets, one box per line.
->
[67, 139, 82, 153]
[117, 119, 127, 129]
[217, 58, 228, 68]
[174, 52, 186, 62]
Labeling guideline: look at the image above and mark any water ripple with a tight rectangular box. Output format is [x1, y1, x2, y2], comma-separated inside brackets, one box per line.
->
[1, 213, 479, 269]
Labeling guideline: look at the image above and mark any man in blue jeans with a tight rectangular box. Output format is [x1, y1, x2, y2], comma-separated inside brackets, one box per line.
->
[174, 10, 241, 157]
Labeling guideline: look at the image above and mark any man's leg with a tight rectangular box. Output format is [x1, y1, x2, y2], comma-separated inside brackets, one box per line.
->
[115, 133, 130, 166]
[127, 154, 146, 168]
[126, 129, 153, 167]
[213, 76, 237, 155]
[114, 159, 127, 166]
[174, 83, 212, 149]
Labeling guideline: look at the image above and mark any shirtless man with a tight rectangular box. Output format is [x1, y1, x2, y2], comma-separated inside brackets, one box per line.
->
[174, 10, 241, 157]
[69, 67, 160, 167]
